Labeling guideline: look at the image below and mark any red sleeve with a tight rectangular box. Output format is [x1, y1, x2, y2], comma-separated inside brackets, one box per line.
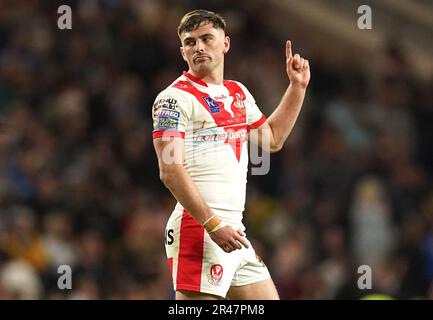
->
[152, 130, 185, 139]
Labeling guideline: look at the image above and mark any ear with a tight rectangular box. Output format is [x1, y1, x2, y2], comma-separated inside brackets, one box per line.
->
[223, 36, 230, 54]
[180, 46, 187, 62]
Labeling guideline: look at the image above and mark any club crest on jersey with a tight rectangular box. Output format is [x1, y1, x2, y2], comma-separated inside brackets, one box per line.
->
[208, 264, 223, 286]
[203, 97, 220, 113]
[234, 93, 245, 109]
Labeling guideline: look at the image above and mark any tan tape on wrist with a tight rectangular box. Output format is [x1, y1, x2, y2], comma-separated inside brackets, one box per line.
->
[203, 214, 222, 233]
[208, 221, 229, 233]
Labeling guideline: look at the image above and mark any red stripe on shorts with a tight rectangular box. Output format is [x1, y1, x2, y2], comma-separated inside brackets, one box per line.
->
[176, 210, 205, 292]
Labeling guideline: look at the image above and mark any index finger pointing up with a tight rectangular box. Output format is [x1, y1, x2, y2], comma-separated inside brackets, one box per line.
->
[286, 40, 292, 59]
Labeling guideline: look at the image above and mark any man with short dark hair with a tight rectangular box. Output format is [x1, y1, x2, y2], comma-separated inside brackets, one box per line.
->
[153, 9, 310, 300]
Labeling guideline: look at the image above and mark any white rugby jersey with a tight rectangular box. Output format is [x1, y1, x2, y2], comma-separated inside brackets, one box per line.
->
[152, 71, 266, 224]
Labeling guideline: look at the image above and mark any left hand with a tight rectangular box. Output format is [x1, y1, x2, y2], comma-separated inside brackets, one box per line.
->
[286, 40, 310, 88]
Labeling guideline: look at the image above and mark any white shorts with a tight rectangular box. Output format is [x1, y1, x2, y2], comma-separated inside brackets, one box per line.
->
[165, 210, 271, 298]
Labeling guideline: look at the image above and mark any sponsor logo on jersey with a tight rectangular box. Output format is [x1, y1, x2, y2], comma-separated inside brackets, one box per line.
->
[153, 98, 178, 118]
[155, 98, 178, 109]
[225, 127, 247, 141]
[193, 126, 248, 144]
[156, 115, 178, 130]
[202, 97, 220, 113]
[158, 109, 180, 118]
[208, 264, 223, 286]
[154, 101, 180, 130]
[213, 94, 227, 100]
[194, 132, 227, 142]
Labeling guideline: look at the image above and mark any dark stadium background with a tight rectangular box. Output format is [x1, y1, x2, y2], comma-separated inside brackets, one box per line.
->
[0, 0, 432, 299]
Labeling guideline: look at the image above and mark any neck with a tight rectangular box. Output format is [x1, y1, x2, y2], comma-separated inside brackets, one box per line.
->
[188, 66, 224, 85]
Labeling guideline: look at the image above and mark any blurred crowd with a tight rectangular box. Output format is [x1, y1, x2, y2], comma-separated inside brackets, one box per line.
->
[0, 0, 432, 299]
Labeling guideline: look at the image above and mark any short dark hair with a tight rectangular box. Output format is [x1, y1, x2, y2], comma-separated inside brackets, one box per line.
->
[177, 9, 226, 37]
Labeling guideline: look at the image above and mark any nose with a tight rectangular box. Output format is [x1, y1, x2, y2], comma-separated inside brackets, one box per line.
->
[194, 39, 205, 52]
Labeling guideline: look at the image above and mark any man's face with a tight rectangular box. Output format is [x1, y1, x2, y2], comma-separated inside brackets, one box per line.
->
[179, 22, 230, 75]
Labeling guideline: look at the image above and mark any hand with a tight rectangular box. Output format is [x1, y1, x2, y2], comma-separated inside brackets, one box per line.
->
[286, 40, 310, 88]
[208, 225, 250, 253]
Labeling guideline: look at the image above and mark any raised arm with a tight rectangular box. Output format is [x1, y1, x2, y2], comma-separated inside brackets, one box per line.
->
[250, 40, 310, 152]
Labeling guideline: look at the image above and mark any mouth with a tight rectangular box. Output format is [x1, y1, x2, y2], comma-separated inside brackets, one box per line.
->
[194, 55, 210, 63]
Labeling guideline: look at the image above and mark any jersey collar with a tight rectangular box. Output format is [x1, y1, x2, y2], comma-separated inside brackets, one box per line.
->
[182, 71, 208, 87]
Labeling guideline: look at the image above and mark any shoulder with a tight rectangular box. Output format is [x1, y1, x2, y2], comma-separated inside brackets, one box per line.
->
[153, 86, 194, 121]
[155, 86, 188, 102]
[154, 85, 193, 108]
[230, 80, 248, 91]
[224, 80, 255, 103]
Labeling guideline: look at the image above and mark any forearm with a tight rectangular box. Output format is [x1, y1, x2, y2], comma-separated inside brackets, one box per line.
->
[160, 163, 249, 251]
[267, 83, 306, 149]
[160, 164, 213, 225]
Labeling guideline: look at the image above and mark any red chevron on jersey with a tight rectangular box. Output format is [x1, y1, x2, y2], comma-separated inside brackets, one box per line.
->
[172, 79, 247, 160]
[171, 80, 246, 127]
